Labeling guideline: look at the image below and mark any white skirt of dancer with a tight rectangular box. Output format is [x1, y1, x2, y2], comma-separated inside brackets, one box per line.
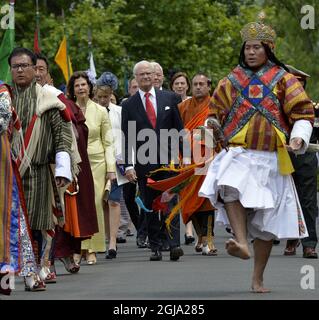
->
[199, 147, 308, 241]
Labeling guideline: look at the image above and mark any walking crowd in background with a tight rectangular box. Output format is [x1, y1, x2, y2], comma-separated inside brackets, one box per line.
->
[1, 15, 318, 296]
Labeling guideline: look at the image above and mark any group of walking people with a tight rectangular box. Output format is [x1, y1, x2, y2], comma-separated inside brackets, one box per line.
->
[1, 15, 318, 296]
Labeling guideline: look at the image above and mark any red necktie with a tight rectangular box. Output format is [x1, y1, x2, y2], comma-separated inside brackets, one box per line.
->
[144, 92, 156, 128]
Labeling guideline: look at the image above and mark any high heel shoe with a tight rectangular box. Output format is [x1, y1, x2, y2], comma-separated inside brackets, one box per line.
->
[202, 244, 218, 256]
[86, 252, 97, 265]
[195, 242, 203, 252]
[106, 249, 117, 259]
[284, 239, 300, 256]
[59, 257, 80, 273]
[184, 234, 195, 245]
[202, 237, 218, 256]
[73, 253, 82, 266]
[24, 273, 46, 292]
[39, 266, 57, 284]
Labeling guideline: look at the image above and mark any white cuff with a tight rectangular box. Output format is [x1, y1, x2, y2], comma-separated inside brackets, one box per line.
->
[125, 166, 134, 172]
[290, 120, 313, 155]
[204, 117, 212, 127]
[55, 151, 72, 181]
[182, 157, 192, 165]
[204, 117, 220, 127]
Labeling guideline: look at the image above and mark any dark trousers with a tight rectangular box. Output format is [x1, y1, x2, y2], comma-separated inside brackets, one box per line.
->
[291, 152, 318, 249]
[138, 173, 180, 251]
[31, 230, 43, 265]
[160, 196, 180, 248]
[123, 182, 148, 240]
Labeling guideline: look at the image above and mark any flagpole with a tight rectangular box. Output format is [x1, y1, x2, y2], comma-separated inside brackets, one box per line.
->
[88, 28, 93, 70]
[35, 0, 41, 50]
[88, 28, 92, 53]
[62, 9, 70, 81]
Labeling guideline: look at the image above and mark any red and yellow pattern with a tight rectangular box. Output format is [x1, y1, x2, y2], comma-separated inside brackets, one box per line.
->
[249, 85, 263, 98]
[209, 69, 314, 152]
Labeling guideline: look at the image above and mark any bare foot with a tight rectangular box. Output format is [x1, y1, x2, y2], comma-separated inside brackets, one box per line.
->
[251, 283, 271, 293]
[225, 238, 250, 259]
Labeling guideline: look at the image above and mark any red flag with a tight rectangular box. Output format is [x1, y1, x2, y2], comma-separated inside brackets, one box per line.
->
[152, 195, 169, 212]
[34, 28, 41, 53]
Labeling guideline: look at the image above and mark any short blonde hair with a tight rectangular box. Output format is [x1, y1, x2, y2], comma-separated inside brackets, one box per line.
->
[95, 85, 113, 96]
[150, 61, 163, 74]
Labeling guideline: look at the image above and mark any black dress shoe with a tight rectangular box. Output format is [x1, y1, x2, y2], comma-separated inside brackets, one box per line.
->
[126, 229, 134, 237]
[184, 234, 195, 245]
[170, 247, 184, 261]
[303, 247, 318, 259]
[106, 249, 117, 259]
[116, 237, 126, 244]
[150, 250, 162, 261]
[159, 245, 170, 252]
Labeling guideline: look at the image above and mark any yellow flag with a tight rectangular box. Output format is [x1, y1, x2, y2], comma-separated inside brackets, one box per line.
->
[54, 36, 73, 82]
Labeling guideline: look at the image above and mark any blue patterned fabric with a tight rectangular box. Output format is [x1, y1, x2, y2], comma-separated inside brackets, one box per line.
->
[8, 174, 20, 272]
[0, 171, 20, 272]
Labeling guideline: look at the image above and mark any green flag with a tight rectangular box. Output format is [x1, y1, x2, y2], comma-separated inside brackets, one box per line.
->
[0, 28, 14, 84]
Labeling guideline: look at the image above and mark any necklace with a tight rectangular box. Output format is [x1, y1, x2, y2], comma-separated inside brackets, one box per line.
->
[79, 105, 87, 115]
[77, 98, 88, 115]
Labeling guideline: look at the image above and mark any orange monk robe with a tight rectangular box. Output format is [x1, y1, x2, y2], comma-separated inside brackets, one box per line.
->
[178, 96, 214, 224]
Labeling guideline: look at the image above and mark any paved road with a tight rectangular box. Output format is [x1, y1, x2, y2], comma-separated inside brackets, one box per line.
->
[1, 222, 318, 301]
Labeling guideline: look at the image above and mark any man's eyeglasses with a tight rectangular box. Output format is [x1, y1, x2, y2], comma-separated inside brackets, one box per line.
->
[11, 63, 33, 70]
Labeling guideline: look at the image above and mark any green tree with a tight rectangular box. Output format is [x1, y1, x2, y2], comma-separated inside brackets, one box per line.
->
[0, 0, 130, 90]
[264, 0, 319, 100]
[1, 0, 316, 100]
[120, 0, 260, 88]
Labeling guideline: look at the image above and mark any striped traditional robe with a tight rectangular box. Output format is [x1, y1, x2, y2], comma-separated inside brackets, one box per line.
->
[13, 81, 73, 230]
[209, 62, 314, 152]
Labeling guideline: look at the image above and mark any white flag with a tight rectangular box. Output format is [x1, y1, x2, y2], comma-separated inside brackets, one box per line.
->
[87, 52, 97, 84]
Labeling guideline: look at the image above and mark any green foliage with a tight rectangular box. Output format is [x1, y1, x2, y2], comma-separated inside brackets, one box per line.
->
[0, 0, 317, 99]
[264, 0, 319, 101]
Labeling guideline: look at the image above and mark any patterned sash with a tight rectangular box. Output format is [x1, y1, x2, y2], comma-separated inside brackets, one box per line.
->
[223, 62, 289, 141]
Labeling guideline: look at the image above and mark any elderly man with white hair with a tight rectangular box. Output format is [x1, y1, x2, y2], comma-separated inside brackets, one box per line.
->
[150, 61, 164, 90]
[121, 60, 189, 261]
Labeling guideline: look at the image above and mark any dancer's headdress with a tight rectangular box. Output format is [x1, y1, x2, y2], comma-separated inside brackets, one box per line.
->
[240, 11, 276, 49]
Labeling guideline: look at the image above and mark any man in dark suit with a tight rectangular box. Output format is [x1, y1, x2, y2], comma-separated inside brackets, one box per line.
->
[283, 66, 318, 259]
[121, 60, 189, 261]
